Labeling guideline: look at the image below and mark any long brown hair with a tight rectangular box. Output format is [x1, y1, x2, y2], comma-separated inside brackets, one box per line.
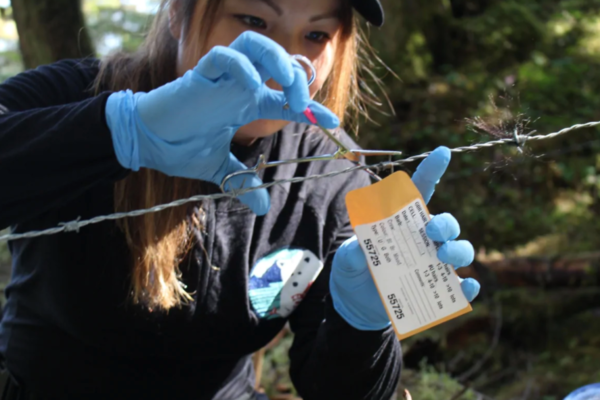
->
[95, 0, 378, 311]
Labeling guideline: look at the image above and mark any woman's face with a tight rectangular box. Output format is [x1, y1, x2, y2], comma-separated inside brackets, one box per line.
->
[172, 0, 344, 145]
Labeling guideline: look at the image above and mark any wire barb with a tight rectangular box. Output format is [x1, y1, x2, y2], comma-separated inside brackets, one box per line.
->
[1, 120, 599, 243]
[59, 216, 82, 233]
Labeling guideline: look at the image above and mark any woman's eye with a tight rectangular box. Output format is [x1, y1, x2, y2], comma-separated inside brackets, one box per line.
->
[236, 15, 267, 29]
[306, 31, 331, 43]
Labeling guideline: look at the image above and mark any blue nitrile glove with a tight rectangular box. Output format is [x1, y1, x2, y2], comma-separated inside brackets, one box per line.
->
[563, 383, 600, 400]
[105, 31, 339, 216]
[330, 146, 480, 331]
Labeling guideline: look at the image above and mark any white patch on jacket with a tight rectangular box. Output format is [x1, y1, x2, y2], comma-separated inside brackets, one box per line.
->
[248, 248, 323, 319]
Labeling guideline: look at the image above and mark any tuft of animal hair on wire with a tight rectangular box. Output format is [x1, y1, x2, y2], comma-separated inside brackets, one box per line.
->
[464, 93, 539, 152]
[1, 120, 600, 243]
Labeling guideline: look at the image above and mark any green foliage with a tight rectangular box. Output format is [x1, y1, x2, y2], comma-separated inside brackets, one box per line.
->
[84, 3, 155, 55]
[260, 331, 480, 400]
[410, 289, 600, 399]
[1, 0, 599, 254]
[0, 239, 8, 268]
[0, 2, 155, 84]
[356, 0, 600, 253]
[259, 333, 298, 398]
[491, 290, 600, 398]
[398, 363, 478, 400]
[0, 50, 23, 83]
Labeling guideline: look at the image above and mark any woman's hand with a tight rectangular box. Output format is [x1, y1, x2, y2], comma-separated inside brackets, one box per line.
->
[105, 31, 339, 216]
[330, 147, 480, 331]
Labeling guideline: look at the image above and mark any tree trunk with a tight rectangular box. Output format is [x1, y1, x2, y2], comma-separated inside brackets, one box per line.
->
[459, 252, 600, 290]
[11, 0, 94, 70]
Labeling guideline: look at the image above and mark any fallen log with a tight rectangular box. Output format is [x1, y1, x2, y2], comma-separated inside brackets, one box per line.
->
[459, 252, 600, 291]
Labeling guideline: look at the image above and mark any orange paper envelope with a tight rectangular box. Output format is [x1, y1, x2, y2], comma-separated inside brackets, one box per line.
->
[345, 171, 472, 340]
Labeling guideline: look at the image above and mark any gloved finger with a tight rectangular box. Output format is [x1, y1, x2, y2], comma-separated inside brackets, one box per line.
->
[258, 89, 340, 128]
[411, 146, 451, 204]
[228, 31, 295, 87]
[333, 236, 369, 277]
[437, 240, 475, 268]
[216, 153, 271, 216]
[252, 59, 311, 112]
[426, 213, 460, 242]
[281, 60, 311, 113]
[195, 46, 262, 90]
[459, 277, 480, 302]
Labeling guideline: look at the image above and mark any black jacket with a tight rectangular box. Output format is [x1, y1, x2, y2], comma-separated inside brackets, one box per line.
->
[0, 59, 401, 400]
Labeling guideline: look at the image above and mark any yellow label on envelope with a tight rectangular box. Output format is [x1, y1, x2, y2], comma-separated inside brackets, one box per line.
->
[345, 171, 472, 340]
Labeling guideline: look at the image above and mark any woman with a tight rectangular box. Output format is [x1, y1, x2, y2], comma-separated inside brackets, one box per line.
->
[0, 0, 480, 399]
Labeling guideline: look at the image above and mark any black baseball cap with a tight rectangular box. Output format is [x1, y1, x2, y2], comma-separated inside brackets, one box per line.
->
[352, 0, 384, 27]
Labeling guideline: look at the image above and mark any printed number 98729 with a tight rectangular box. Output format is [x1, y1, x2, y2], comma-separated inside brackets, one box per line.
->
[363, 239, 381, 266]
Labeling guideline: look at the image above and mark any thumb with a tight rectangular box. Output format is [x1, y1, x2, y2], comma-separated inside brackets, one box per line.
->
[333, 236, 370, 278]
[217, 153, 271, 216]
[411, 146, 451, 204]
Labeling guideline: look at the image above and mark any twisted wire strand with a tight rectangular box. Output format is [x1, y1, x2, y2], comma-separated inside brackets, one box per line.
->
[2, 120, 599, 243]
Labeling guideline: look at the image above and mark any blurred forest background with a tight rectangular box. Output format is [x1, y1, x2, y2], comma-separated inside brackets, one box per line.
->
[1, 0, 599, 399]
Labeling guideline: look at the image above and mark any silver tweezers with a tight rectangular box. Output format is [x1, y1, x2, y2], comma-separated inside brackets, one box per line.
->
[220, 54, 402, 192]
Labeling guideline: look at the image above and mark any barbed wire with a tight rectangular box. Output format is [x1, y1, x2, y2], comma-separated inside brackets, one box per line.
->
[1, 120, 599, 243]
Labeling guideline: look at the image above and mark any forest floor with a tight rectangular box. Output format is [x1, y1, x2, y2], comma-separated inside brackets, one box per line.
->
[258, 294, 600, 400]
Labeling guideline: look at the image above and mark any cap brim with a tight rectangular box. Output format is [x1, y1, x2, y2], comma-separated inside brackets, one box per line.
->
[352, 0, 384, 27]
